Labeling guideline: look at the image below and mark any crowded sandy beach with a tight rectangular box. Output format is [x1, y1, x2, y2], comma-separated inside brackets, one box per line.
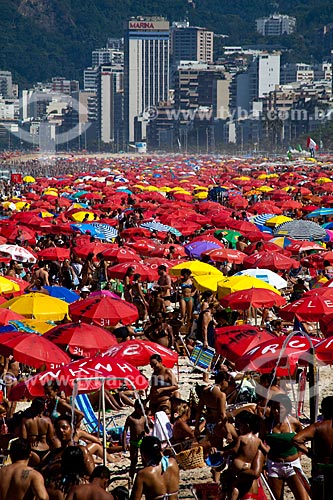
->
[0, 151, 333, 499]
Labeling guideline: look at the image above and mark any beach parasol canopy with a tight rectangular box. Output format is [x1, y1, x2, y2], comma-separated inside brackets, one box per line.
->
[235, 334, 317, 375]
[169, 261, 223, 277]
[0, 331, 70, 369]
[234, 269, 287, 290]
[69, 295, 139, 327]
[0, 293, 69, 321]
[0, 244, 37, 263]
[9, 358, 148, 400]
[274, 220, 327, 241]
[215, 325, 276, 363]
[217, 275, 281, 299]
[44, 321, 117, 357]
[220, 287, 286, 310]
[102, 339, 178, 368]
[280, 292, 333, 322]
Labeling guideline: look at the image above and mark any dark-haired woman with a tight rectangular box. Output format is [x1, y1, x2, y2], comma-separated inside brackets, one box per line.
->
[130, 436, 179, 500]
[261, 394, 308, 500]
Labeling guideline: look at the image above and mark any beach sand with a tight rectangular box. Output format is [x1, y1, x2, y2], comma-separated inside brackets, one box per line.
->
[104, 357, 333, 499]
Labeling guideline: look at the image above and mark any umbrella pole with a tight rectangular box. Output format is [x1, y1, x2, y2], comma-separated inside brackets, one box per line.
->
[308, 346, 317, 424]
[101, 380, 107, 466]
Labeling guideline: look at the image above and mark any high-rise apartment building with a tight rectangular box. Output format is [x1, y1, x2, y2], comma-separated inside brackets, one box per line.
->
[230, 52, 280, 118]
[124, 17, 170, 142]
[171, 23, 214, 64]
[256, 14, 296, 36]
[0, 71, 13, 98]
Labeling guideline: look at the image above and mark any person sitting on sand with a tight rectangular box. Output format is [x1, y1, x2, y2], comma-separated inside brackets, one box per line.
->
[130, 436, 179, 500]
[0, 438, 48, 500]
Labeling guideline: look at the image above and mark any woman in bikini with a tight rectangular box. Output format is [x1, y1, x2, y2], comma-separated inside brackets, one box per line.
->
[261, 393, 308, 500]
[43, 381, 83, 426]
[20, 398, 56, 466]
[130, 436, 179, 500]
[178, 269, 196, 323]
[144, 313, 174, 348]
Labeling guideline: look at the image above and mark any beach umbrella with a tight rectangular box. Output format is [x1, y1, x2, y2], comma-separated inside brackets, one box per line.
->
[243, 251, 299, 271]
[0, 244, 37, 263]
[103, 339, 178, 368]
[265, 215, 293, 227]
[220, 287, 286, 310]
[184, 241, 222, 259]
[280, 293, 333, 322]
[38, 247, 71, 262]
[214, 230, 241, 248]
[9, 358, 148, 400]
[23, 176, 35, 183]
[71, 211, 96, 222]
[89, 222, 118, 240]
[0, 277, 20, 294]
[0, 293, 69, 321]
[140, 221, 182, 236]
[287, 241, 324, 253]
[0, 309, 25, 325]
[314, 337, 333, 364]
[217, 275, 281, 299]
[235, 334, 317, 375]
[204, 248, 246, 264]
[234, 269, 287, 290]
[42, 286, 79, 304]
[244, 241, 282, 255]
[44, 321, 117, 357]
[107, 262, 157, 281]
[74, 241, 113, 259]
[169, 261, 223, 277]
[0, 332, 70, 369]
[101, 246, 141, 263]
[274, 220, 327, 241]
[306, 208, 333, 218]
[69, 295, 139, 327]
[215, 325, 276, 363]
[252, 213, 276, 225]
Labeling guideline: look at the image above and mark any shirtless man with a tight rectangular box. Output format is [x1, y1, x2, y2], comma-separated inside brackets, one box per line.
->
[293, 395, 333, 499]
[149, 355, 178, 414]
[66, 465, 113, 500]
[20, 398, 56, 465]
[130, 436, 179, 500]
[0, 437, 48, 500]
[157, 266, 172, 307]
[34, 262, 50, 286]
[123, 400, 150, 480]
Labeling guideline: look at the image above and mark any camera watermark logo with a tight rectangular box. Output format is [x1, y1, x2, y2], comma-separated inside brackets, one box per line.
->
[2, 93, 91, 148]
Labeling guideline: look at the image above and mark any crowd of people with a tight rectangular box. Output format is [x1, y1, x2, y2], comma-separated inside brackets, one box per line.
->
[0, 153, 333, 499]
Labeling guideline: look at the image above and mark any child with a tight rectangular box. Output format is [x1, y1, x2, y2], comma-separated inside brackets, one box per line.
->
[221, 411, 269, 500]
[122, 399, 150, 480]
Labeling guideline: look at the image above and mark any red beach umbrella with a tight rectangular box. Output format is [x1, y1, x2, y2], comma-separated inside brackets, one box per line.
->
[69, 295, 139, 327]
[102, 339, 178, 368]
[38, 247, 71, 262]
[220, 288, 286, 310]
[107, 262, 157, 281]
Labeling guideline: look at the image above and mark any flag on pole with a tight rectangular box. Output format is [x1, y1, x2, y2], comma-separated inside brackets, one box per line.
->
[307, 137, 319, 150]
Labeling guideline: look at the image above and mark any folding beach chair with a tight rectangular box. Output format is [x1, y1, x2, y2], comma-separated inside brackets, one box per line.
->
[75, 393, 124, 442]
[178, 335, 218, 374]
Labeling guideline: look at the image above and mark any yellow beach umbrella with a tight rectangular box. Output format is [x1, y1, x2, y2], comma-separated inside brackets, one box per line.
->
[258, 186, 274, 193]
[71, 211, 96, 222]
[43, 190, 58, 197]
[169, 261, 223, 277]
[193, 274, 221, 292]
[15, 201, 30, 211]
[0, 292, 69, 321]
[9, 319, 56, 334]
[217, 275, 281, 299]
[193, 191, 208, 199]
[265, 215, 293, 227]
[0, 277, 20, 294]
[316, 177, 332, 184]
[23, 176, 35, 183]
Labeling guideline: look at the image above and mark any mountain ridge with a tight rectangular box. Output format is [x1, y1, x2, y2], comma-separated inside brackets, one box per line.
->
[2, 0, 333, 86]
